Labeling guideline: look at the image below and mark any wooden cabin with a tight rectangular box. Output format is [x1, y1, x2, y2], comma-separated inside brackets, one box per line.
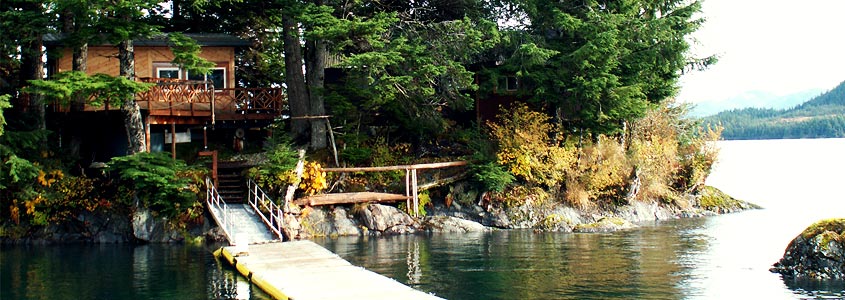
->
[43, 33, 284, 159]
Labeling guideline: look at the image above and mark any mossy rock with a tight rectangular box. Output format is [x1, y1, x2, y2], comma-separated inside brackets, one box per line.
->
[771, 218, 845, 279]
[573, 217, 634, 233]
[697, 186, 760, 213]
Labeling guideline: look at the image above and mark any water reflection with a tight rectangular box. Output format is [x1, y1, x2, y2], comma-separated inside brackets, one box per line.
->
[317, 222, 713, 300]
[0, 243, 271, 300]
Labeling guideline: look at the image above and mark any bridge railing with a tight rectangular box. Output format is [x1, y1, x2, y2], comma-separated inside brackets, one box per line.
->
[246, 179, 285, 241]
[206, 177, 235, 245]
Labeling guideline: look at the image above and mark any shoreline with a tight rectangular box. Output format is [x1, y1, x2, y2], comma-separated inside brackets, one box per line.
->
[0, 184, 758, 245]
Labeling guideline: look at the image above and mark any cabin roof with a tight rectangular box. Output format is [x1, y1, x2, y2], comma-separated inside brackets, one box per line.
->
[44, 33, 251, 47]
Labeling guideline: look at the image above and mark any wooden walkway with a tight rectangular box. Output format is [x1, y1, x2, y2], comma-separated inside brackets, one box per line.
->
[215, 241, 443, 300]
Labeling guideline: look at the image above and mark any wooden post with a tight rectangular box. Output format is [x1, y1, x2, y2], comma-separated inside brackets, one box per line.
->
[405, 169, 411, 215]
[199, 150, 218, 186]
[171, 123, 176, 159]
[411, 168, 419, 218]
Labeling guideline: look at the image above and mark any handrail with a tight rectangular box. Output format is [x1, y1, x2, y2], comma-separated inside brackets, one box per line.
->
[246, 179, 285, 241]
[206, 177, 235, 245]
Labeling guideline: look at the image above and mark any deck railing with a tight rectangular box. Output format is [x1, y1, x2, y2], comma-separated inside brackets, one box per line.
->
[246, 179, 285, 241]
[47, 78, 285, 121]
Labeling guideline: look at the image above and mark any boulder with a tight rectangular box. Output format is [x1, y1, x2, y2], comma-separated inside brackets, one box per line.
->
[331, 207, 363, 236]
[355, 204, 417, 234]
[424, 216, 490, 233]
[771, 218, 845, 279]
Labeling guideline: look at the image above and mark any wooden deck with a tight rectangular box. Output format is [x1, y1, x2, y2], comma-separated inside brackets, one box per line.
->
[52, 78, 285, 124]
[215, 241, 443, 300]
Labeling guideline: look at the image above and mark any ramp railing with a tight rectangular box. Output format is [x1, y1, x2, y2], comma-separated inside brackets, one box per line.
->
[246, 179, 285, 241]
[206, 177, 235, 245]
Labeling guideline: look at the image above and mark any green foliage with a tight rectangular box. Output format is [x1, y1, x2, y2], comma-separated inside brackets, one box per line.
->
[168, 33, 215, 76]
[470, 161, 515, 193]
[399, 191, 431, 217]
[108, 152, 203, 218]
[247, 125, 300, 197]
[25, 71, 153, 107]
[493, 0, 712, 135]
[0, 94, 9, 137]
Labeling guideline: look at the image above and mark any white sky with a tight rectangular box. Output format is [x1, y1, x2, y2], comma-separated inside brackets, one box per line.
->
[678, 0, 845, 103]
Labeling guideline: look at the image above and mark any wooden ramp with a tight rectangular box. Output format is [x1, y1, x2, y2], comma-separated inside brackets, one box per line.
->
[215, 241, 443, 300]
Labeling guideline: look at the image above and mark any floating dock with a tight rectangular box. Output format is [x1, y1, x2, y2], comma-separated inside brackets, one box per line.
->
[215, 240, 443, 300]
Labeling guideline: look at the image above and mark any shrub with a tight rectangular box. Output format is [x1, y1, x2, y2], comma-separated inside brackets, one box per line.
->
[487, 104, 576, 188]
[470, 161, 515, 193]
[248, 128, 300, 196]
[108, 152, 204, 218]
[629, 106, 682, 201]
[566, 136, 631, 206]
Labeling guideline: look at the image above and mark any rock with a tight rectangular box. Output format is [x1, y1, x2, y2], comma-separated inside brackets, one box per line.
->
[132, 207, 161, 242]
[331, 207, 362, 236]
[355, 204, 417, 235]
[696, 186, 761, 213]
[573, 217, 635, 233]
[424, 216, 489, 233]
[771, 218, 845, 279]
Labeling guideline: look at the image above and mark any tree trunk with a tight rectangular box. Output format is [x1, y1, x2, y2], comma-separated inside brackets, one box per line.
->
[20, 2, 45, 131]
[20, 39, 45, 130]
[118, 39, 146, 154]
[62, 8, 88, 111]
[283, 16, 309, 141]
[305, 37, 327, 149]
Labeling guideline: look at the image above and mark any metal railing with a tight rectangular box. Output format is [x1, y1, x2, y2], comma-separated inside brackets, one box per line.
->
[206, 177, 235, 245]
[246, 179, 285, 241]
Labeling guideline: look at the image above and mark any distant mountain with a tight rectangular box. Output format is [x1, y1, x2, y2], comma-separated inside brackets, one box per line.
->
[702, 81, 845, 140]
[689, 89, 824, 117]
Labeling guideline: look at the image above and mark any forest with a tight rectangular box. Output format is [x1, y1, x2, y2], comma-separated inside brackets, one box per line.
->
[704, 80, 845, 140]
[1, 0, 721, 234]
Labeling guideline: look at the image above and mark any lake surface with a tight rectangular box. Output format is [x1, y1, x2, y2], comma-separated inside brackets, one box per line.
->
[316, 138, 845, 299]
[2, 138, 844, 299]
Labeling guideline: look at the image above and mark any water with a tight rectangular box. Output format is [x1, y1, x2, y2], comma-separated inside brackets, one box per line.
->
[0, 244, 272, 300]
[315, 138, 845, 299]
[2, 138, 844, 299]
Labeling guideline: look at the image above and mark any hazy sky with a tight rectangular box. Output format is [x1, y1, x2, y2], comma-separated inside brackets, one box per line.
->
[677, 0, 845, 104]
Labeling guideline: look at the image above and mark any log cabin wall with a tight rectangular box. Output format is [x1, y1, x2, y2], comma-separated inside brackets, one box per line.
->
[53, 46, 236, 88]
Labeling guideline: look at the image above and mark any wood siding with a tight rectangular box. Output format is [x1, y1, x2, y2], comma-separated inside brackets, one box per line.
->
[54, 46, 236, 88]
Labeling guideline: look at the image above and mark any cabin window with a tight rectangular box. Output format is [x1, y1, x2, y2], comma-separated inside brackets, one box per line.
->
[496, 75, 519, 93]
[157, 67, 181, 79]
[187, 67, 226, 90]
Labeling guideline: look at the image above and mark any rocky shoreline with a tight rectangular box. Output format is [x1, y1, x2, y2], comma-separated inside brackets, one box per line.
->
[1, 185, 757, 245]
[287, 184, 758, 238]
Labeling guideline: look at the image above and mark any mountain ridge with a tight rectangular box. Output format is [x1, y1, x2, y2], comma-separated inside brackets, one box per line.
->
[701, 81, 845, 140]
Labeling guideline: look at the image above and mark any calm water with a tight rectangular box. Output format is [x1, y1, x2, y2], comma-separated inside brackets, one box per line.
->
[0, 244, 272, 300]
[2, 138, 845, 299]
[316, 138, 845, 299]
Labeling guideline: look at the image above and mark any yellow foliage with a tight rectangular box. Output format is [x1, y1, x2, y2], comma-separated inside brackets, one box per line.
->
[9, 202, 20, 225]
[299, 162, 328, 195]
[489, 104, 576, 187]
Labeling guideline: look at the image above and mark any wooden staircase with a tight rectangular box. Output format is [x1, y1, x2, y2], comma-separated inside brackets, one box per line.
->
[216, 161, 249, 203]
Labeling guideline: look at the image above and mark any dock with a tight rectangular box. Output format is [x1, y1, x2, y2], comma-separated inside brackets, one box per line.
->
[215, 241, 444, 300]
